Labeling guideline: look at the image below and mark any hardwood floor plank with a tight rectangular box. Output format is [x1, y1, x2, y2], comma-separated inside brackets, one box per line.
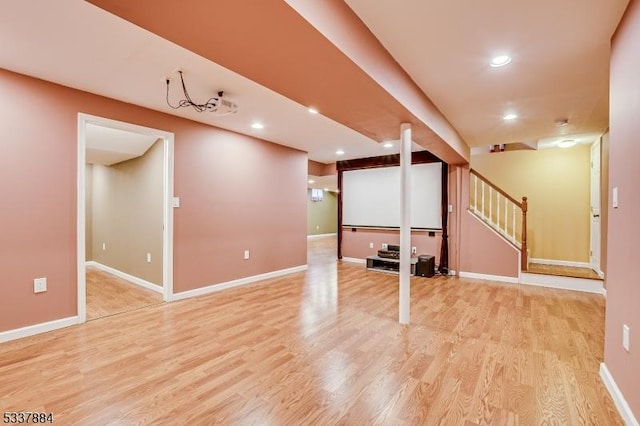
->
[0, 236, 622, 424]
[86, 266, 163, 320]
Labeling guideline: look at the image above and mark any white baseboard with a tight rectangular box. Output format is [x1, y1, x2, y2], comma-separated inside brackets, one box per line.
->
[529, 258, 591, 268]
[340, 257, 366, 264]
[600, 363, 639, 426]
[307, 233, 337, 239]
[87, 261, 163, 294]
[172, 265, 307, 301]
[459, 271, 519, 284]
[0, 316, 79, 344]
[449, 270, 457, 276]
[520, 272, 604, 295]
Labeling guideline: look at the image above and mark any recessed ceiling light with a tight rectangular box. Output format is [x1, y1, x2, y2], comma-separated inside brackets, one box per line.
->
[503, 113, 518, 120]
[251, 122, 264, 129]
[336, 149, 345, 155]
[308, 107, 319, 114]
[490, 55, 512, 68]
[323, 188, 329, 191]
[383, 142, 394, 148]
[308, 179, 315, 184]
[558, 139, 576, 148]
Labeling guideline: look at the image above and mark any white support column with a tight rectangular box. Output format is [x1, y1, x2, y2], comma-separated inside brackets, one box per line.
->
[399, 123, 411, 325]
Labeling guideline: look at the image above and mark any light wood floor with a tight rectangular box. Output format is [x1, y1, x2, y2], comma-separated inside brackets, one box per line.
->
[0, 237, 620, 424]
[86, 267, 164, 320]
[527, 263, 602, 280]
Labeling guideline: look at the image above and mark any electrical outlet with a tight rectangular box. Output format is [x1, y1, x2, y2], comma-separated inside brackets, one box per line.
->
[147, 253, 152, 263]
[412, 246, 417, 254]
[382, 243, 388, 250]
[369, 242, 374, 248]
[34, 277, 47, 293]
[244, 250, 250, 260]
[623, 324, 630, 352]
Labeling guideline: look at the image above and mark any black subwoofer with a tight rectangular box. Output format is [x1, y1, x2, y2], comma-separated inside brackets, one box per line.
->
[416, 255, 435, 277]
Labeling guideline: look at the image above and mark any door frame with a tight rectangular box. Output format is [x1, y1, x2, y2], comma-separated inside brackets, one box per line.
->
[77, 113, 175, 323]
[590, 138, 603, 278]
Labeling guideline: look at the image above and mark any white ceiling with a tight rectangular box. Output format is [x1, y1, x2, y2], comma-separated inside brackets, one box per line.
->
[0, 0, 393, 164]
[85, 124, 158, 165]
[0, 0, 629, 167]
[345, 0, 629, 148]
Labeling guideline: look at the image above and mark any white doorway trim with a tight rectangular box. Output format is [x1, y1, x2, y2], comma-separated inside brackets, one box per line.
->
[77, 113, 175, 324]
[590, 138, 603, 278]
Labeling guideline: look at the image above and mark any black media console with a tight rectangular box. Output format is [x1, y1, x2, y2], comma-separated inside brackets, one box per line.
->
[366, 256, 418, 275]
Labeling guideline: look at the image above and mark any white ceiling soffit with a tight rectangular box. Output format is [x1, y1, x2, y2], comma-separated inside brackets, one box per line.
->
[0, 0, 393, 164]
[345, 0, 629, 148]
[85, 124, 158, 165]
[308, 175, 338, 192]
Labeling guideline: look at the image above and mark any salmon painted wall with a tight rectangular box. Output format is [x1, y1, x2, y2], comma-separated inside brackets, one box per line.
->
[0, 69, 307, 332]
[604, 0, 640, 418]
[459, 166, 520, 278]
[342, 228, 442, 264]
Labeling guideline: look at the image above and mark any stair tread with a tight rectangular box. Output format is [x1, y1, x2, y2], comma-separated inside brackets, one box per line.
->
[525, 264, 602, 280]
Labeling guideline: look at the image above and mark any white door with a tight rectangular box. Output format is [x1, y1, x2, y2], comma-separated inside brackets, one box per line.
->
[590, 139, 601, 275]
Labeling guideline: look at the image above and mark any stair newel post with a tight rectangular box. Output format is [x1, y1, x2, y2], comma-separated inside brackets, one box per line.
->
[521, 196, 528, 271]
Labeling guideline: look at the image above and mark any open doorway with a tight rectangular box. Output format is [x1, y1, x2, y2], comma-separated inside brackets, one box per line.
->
[77, 114, 174, 322]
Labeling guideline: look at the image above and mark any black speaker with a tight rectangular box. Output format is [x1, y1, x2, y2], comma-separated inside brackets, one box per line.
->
[416, 255, 435, 277]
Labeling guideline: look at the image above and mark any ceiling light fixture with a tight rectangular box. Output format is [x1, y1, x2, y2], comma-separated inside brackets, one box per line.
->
[308, 179, 315, 184]
[490, 55, 512, 68]
[166, 70, 238, 115]
[308, 107, 319, 114]
[383, 142, 393, 148]
[336, 149, 345, 155]
[251, 122, 264, 129]
[558, 139, 576, 148]
[503, 113, 518, 120]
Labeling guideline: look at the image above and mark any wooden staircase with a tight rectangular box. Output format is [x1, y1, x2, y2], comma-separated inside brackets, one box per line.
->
[469, 168, 604, 293]
[469, 169, 529, 271]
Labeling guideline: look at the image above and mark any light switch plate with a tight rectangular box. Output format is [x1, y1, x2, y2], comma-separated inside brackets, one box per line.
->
[34, 277, 47, 293]
[172, 197, 180, 208]
[623, 324, 630, 352]
[612, 187, 619, 208]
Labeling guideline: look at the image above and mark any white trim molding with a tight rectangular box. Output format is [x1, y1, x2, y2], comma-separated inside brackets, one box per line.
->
[0, 316, 79, 344]
[340, 257, 366, 264]
[86, 261, 163, 294]
[172, 265, 307, 301]
[600, 363, 639, 426]
[77, 113, 175, 323]
[459, 271, 519, 284]
[520, 272, 605, 295]
[307, 233, 337, 239]
[529, 258, 591, 269]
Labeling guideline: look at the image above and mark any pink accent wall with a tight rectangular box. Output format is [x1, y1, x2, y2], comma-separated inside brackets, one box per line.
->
[342, 228, 442, 264]
[459, 167, 520, 278]
[604, 0, 640, 417]
[0, 69, 307, 332]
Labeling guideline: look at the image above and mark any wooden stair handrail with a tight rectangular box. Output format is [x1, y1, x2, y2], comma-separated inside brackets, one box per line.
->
[470, 169, 522, 208]
[521, 196, 528, 271]
[470, 168, 528, 271]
